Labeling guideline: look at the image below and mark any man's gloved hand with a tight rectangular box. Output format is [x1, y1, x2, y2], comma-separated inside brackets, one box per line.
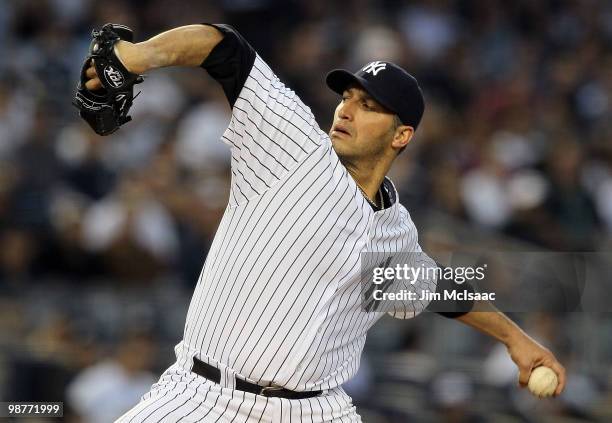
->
[73, 23, 144, 136]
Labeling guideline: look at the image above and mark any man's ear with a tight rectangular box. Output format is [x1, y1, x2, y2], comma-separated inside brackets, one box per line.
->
[392, 125, 414, 150]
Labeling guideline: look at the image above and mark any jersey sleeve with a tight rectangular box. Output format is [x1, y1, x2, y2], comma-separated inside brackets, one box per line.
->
[385, 248, 439, 320]
[200, 24, 325, 205]
[387, 209, 439, 320]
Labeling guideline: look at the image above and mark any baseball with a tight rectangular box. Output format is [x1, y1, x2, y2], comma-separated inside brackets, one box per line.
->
[527, 366, 558, 397]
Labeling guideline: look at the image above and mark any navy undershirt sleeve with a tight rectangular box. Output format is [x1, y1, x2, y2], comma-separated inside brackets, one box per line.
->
[199, 24, 257, 108]
[429, 263, 476, 318]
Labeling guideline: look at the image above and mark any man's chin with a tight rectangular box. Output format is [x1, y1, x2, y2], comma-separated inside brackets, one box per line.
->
[331, 141, 351, 162]
[330, 136, 344, 153]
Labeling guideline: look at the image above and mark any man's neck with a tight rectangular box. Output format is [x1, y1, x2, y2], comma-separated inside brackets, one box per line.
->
[343, 158, 391, 204]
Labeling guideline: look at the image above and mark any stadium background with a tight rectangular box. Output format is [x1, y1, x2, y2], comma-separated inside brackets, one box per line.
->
[1, 0, 612, 421]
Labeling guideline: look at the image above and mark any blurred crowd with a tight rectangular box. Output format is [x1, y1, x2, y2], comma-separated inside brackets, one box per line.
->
[1, 0, 612, 421]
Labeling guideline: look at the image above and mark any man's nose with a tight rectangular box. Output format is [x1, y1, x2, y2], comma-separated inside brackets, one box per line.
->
[338, 101, 353, 121]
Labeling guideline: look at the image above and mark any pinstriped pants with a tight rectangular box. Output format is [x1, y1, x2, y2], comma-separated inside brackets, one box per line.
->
[115, 363, 362, 422]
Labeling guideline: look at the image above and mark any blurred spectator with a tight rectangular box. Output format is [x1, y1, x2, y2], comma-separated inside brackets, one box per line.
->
[81, 172, 179, 281]
[431, 372, 486, 423]
[67, 331, 157, 423]
[0, 228, 36, 278]
[543, 139, 600, 250]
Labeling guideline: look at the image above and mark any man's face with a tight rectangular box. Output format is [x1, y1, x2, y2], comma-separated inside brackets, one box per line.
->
[329, 85, 396, 161]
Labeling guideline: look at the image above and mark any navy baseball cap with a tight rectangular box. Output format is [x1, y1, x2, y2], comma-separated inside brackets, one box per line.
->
[326, 61, 425, 129]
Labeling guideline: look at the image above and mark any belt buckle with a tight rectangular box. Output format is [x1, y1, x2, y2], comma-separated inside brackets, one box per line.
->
[260, 385, 284, 397]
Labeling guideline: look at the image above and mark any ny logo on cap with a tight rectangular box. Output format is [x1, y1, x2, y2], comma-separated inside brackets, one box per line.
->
[362, 61, 387, 76]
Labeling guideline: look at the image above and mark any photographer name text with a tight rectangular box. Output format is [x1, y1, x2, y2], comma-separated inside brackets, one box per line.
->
[372, 289, 495, 301]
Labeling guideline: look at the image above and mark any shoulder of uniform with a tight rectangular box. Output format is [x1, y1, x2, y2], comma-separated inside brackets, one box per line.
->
[397, 203, 419, 232]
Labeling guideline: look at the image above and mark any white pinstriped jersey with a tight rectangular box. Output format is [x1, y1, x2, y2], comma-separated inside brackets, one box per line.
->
[176, 48, 437, 393]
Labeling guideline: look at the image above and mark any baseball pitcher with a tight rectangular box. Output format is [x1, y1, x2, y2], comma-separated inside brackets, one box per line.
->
[75, 23, 566, 422]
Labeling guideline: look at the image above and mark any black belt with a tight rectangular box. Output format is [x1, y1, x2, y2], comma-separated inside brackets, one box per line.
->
[192, 357, 322, 399]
